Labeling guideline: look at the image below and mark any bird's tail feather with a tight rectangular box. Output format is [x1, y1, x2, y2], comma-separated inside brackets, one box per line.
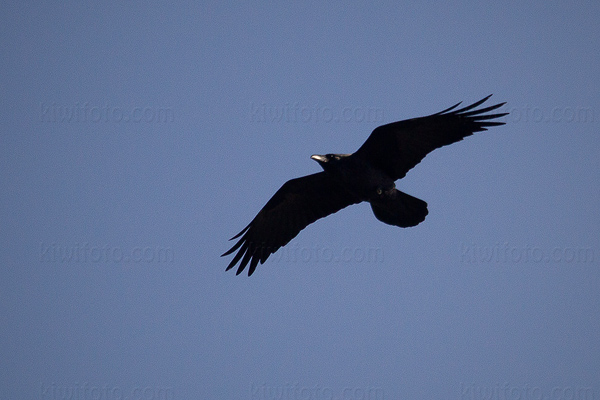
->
[370, 190, 428, 228]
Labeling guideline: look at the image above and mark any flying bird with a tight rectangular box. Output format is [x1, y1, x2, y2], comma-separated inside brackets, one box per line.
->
[223, 95, 508, 275]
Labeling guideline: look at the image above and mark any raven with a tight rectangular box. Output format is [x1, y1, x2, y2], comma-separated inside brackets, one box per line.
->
[223, 95, 507, 275]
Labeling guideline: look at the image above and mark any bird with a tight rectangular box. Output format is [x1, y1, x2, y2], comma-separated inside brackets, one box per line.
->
[222, 95, 508, 275]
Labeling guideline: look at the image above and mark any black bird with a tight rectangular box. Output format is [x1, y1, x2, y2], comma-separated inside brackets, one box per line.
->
[223, 95, 507, 275]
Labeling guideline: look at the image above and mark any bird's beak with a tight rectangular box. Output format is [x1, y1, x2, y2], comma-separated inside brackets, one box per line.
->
[310, 154, 327, 163]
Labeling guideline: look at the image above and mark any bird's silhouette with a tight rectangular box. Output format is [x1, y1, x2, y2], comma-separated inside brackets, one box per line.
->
[223, 95, 507, 275]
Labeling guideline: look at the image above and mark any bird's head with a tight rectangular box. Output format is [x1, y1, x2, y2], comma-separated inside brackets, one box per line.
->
[310, 153, 349, 171]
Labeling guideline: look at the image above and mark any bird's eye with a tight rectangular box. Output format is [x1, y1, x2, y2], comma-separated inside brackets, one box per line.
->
[376, 188, 382, 195]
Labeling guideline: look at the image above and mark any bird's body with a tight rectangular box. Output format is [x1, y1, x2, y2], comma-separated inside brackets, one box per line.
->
[311, 153, 394, 201]
[223, 95, 508, 275]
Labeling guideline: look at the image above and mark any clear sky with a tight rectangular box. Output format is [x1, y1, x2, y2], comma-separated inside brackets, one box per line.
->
[1, 1, 599, 399]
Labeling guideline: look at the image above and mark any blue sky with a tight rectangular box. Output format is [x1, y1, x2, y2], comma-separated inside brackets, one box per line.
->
[1, 1, 599, 399]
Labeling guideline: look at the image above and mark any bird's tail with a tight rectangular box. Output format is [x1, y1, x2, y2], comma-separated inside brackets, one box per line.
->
[370, 189, 428, 228]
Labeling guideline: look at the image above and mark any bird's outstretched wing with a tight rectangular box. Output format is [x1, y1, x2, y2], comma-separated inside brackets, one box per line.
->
[222, 172, 361, 276]
[354, 95, 508, 180]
